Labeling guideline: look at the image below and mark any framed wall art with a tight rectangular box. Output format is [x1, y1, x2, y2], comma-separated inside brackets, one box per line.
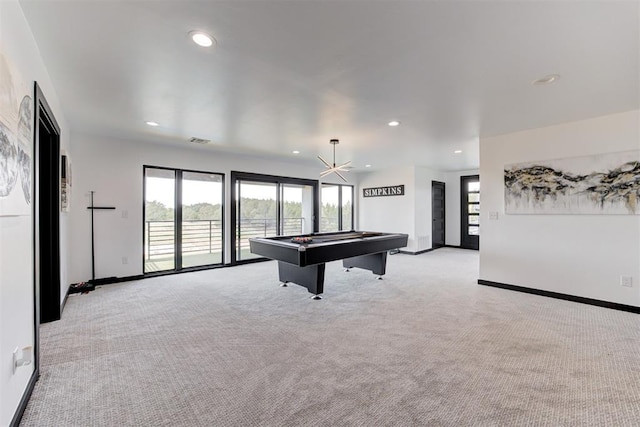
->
[505, 150, 640, 215]
[0, 53, 33, 217]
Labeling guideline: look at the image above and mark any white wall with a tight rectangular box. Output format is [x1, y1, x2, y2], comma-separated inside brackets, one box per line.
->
[479, 110, 640, 307]
[67, 132, 352, 284]
[358, 167, 416, 251]
[0, 1, 69, 424]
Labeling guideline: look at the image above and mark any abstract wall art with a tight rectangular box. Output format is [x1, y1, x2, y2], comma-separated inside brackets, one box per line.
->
[0, 53, 33, 216]
[505, 150, 640, 215]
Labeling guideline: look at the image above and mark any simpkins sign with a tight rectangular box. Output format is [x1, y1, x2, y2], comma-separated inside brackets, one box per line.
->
[363, 185, 405, 197]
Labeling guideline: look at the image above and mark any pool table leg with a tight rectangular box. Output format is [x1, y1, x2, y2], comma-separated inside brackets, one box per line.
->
[342, 251, 388, 277]
[277, 261, 325, 296]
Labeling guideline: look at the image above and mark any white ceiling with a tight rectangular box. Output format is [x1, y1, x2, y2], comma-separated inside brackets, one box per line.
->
[20, 0, 639, 172]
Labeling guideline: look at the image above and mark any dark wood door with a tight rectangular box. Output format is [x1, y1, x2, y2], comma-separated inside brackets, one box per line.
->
[460, 175, 480, 250]
[432, 181, 445, 248]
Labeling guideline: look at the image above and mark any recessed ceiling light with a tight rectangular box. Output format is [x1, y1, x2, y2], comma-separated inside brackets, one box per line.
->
[454, 150, 462, 154]
[292, 150, 300, 154]
[189, 31, 216, 48]
[532, 74, 560, 86]
[388, 120, 400, 127]
[365, 164, 372, 168]
[145, 121, 159, 127]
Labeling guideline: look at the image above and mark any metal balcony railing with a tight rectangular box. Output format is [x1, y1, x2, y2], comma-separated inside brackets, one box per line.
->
[235, 218, 304, 252]
[145, 219, 223, 260]
[145, 217, 306, 260]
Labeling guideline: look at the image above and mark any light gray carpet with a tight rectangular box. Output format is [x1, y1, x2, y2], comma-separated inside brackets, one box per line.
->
[20, 248, 640, 426]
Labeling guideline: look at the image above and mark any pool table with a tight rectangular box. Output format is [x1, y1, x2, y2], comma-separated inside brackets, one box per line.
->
[249, 231, 408, 298]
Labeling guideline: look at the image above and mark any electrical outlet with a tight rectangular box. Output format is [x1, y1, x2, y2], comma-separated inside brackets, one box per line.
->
[122, 256, 128, 265]
[121, 210, 128, 219]
[620, 276, 633, 288]
[489, 212, 499, 220]
[13, 346, 33, 374]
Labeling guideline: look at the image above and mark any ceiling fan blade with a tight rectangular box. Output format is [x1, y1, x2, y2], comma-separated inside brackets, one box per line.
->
[317, 156, 332, 168]
[334, 170, 348, 182]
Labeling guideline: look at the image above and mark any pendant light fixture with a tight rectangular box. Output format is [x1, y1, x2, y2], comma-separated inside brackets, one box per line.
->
[318, 139, 351, 182]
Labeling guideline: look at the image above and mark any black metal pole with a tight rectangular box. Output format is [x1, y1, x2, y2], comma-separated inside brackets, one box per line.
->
[333, 141, 336, 167]
[85, 194, 115, 284]
[90, 190, 95, 282]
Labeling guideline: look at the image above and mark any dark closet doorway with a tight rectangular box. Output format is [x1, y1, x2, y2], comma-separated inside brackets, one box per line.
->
[34, 82, 61, 325]
[432, 181, 445, 248]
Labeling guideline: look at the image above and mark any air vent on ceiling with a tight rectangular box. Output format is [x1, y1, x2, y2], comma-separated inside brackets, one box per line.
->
[189, 137, 211, 145]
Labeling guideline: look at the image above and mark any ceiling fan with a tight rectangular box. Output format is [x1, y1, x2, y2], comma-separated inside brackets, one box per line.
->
[318, 139, 351, 182]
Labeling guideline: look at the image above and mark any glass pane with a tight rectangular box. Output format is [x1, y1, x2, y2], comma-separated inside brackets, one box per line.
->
[281, 185, 303, 235]
[237, 181, 277, 261]
[181, 172, 223, 268]
[468, 204, 480, 214]
[144, 168, 175, 273]
[300, 185, 315, 234]
[468, 181, 480, 192]
[468, 193, 480, 203]
[341, 186, 353, 231]
[468, 215, 479, 225]
[321, 185, 340, 232]
[468, 226, 480, 235]
[281, 184, 314, 235]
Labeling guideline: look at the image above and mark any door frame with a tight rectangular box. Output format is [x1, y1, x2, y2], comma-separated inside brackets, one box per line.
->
[34, 82, 61, 328]
[13, 81, 59, 427]
[431, 180, 446, 248]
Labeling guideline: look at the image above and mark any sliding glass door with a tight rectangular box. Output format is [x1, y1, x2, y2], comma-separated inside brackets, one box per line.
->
[181, 172, 224, 268]
[144, 168, 176, 272]
[232, 172, 318, 264]
[144, 166, 224, 273]
[235, 181, 278, 262]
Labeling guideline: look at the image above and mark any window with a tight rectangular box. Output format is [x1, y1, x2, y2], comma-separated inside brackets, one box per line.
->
[320, 184, 354, 232]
